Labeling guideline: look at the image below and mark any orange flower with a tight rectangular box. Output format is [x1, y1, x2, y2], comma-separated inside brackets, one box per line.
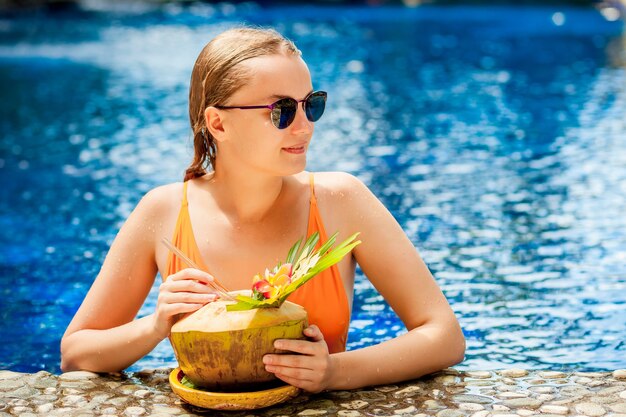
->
[251, 263, 293, 300]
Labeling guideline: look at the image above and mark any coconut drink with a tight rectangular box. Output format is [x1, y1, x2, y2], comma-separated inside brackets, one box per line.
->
[170, 297, 307, 391]
[168, 231, 361, 392]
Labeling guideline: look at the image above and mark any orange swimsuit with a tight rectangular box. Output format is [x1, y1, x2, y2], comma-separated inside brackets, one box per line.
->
[165, 173, 350, 353]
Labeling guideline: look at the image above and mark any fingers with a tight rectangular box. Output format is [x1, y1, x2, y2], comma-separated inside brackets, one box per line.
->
[152, 296, 216, 339]
[167, 268, 215, 285]
[158, 290, 217, 305]
[274, 339, 318, 356]
[159, 277, 217, 305]
[264, 351, 330, 393]
[161, 279, 216, 295]
[273, 325, 325, 355]
[273, 373, 325, 394]
[153, 269, 221, 339]
[160, 301, 214, 317]
[264, 332, 329, 371]
[303, 325, 324, 342]
[266, 364, 315, 382]
[264, 351, 315, 370]
[156, 269, 219, 319]
[160, 268, 220, 301]
[273, 373, 306, 389]
[263, 327, 333, 393]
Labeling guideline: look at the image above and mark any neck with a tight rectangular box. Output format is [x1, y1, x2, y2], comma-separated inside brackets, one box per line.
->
[210, 164, 285, 224]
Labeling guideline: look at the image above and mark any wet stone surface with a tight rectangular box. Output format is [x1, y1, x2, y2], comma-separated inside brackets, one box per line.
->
[1, 369, 625, 416]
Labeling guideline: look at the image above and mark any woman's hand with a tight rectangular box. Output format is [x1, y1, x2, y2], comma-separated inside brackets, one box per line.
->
[152, 268, 218, 339]
[263, 325, 336, 393]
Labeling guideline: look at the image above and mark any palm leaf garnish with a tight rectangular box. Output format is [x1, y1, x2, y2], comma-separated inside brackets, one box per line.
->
[226, 232, 361, 311]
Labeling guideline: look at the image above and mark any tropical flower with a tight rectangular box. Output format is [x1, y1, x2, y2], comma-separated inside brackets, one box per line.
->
[227, 231, 361, 311]
[252, 263, 293, 300]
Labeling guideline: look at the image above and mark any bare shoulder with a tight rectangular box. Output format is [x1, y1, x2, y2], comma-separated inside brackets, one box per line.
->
[308, 171, 377, 230]
[311, 171, 372, 209]
[131, 182, 184, 219]
[309, 171, 368, 195]
[112, 182, 184, 266]
[143, 182, 184, 204]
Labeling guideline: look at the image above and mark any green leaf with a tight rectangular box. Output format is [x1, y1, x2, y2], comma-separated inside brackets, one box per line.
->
[309, 241, 360, 273]
[225, 296, 258, 311]
[225, 293, 285, 311]
[226, 232, 361, 311]
[316, 231, 338, 257]
[181, 375, 198, 389]
[294, 233, 320, 266]
[276, 233, 360, 304]
[285, 238, 302, 265]
[252, 288, 264, 301]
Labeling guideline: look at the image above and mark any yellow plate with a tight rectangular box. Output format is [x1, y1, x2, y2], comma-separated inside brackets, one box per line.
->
[169, 367, 301, 410]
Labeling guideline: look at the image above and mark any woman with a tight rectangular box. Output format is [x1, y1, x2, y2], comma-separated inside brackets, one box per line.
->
[61, 27, 465, 393]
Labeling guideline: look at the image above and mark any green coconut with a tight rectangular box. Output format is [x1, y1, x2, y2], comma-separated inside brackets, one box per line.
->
[169, 297, 307, 391]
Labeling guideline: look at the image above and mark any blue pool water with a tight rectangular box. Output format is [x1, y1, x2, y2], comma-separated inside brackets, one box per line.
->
[1, 4, 625, 374]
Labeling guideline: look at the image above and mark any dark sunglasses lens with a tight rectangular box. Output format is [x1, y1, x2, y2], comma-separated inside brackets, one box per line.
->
[305, 92, 326, 122]
[271, 98, 297, 129]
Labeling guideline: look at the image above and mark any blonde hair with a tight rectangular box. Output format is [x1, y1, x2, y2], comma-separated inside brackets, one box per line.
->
[184, 27, 301, 181]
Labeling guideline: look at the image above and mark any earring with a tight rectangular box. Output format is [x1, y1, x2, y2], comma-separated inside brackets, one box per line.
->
[201, 127, 207, 139]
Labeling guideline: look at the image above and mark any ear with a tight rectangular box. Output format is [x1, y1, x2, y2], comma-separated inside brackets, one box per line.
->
[204, 106, 228, 142]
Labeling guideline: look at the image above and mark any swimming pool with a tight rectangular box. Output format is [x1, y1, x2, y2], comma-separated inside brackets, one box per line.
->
[0, 3, 624, 373]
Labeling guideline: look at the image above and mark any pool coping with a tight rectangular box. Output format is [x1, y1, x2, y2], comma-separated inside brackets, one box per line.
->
[1, 368, 626, 416]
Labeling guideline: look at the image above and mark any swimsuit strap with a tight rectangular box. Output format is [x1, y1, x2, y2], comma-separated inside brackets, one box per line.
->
[182, 181, 189, 206]
[309, 172, 317, 203]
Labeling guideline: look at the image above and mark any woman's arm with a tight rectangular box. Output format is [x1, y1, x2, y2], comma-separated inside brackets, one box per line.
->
[329, 173, 465, 389]
[60, 185, 217, 373]
[264, 173, 465, 391]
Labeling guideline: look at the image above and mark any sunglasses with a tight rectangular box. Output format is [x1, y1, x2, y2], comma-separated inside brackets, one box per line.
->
[215, 90, 327, 130]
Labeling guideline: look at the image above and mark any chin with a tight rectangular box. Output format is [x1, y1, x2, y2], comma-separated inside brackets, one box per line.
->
[285, 165, 307, 177]
[277, 159, 307, 177]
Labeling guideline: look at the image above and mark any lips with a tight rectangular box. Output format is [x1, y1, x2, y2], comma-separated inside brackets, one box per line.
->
[282, 143, 307, 154]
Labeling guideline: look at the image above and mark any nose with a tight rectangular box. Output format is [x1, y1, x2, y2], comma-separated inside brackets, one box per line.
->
[289, 102, 314, 134]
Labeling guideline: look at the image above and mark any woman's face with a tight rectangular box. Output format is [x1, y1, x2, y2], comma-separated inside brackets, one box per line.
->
[216, 53, 317, 177]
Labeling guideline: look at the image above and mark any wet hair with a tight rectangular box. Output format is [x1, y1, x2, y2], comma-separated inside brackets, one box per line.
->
[184, 26, 301, 181]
